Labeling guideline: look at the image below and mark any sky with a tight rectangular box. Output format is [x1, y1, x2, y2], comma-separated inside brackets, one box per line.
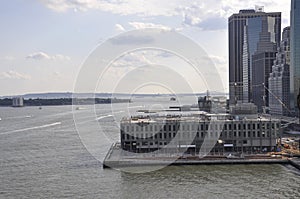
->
[0, 0, 291, 96]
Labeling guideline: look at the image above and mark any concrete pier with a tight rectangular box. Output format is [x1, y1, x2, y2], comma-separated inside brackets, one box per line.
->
[102, 143, 300, 170]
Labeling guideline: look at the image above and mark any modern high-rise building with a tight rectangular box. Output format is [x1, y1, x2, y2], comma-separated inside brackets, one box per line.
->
[228, 9, 281, 105]
[269, 27, 291, 116]
[290, 0, 300, 114]
[252, 51, 277, 112]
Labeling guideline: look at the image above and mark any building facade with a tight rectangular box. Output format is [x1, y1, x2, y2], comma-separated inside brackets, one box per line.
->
[228, 9, 281, 105]
[120, 111, 280, 155]
[269, 27, 291, 116]
[12, 96, 24, 107]
[290, 0, 300, 114]
[252, 51, 277, 112]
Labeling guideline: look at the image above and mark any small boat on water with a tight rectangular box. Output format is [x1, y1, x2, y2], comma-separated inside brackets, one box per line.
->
[39, 106, 42, 110]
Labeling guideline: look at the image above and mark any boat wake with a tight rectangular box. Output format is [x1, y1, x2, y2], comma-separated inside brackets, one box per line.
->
[96, 115, 113, 121]
[0, 122, 62, 135]
[5, 115, 32, 120]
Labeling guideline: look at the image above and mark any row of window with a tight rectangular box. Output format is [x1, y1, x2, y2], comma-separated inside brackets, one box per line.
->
[122, 130, 275, 141]
[122, 122, 279, 133]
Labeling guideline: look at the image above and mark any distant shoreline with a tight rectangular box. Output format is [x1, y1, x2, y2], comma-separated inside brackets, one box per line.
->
[0, 98, 131, 107]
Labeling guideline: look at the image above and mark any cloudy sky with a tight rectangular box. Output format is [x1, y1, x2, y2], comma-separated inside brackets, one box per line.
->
[0, 0, 291, 96]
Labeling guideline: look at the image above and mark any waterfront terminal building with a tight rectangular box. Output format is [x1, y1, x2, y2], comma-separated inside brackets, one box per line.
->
[120, 103, 281, 155]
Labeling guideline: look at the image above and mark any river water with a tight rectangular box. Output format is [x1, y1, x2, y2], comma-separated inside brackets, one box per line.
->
[0, 96, 299, 198]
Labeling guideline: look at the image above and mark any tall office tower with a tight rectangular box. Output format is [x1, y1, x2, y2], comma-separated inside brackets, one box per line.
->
[290, 0, 300, 115]
[228, 8, 281, 105]
[269, 27, 291, 116]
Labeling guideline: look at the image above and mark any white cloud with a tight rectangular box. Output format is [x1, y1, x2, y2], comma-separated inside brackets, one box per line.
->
[39, 0, 290, 30]
[128, 22, 172, 31]
[209, 55, 227, 66]
[115, 24, 125, 32]
[0, 71, 31, 80]
[26, 52, 51, 60]
[39, 0, 181, 16]
[112, 51, 154, 68]
[26, 52, 70, 61]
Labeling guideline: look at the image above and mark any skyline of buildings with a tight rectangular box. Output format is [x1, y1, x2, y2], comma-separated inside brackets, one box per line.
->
[228, 9, 281, 106]
[229, 0, 300, 116]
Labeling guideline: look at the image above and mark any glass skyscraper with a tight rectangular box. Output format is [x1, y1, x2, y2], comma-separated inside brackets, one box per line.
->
[228, 9, 281, 106]
[290, 0, 300, 114]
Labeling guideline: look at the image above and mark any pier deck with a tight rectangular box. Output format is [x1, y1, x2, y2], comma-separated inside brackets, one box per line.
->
[103, 143, 300, 170]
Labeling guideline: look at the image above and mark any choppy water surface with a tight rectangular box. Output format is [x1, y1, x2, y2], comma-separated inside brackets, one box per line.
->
[0, 97, 299, 198]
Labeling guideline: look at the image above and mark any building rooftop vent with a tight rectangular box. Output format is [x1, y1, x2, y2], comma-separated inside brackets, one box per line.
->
[255, 5, 264, 12]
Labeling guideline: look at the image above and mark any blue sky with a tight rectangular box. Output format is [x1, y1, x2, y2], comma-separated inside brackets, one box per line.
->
[0, 0, 291, 96]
